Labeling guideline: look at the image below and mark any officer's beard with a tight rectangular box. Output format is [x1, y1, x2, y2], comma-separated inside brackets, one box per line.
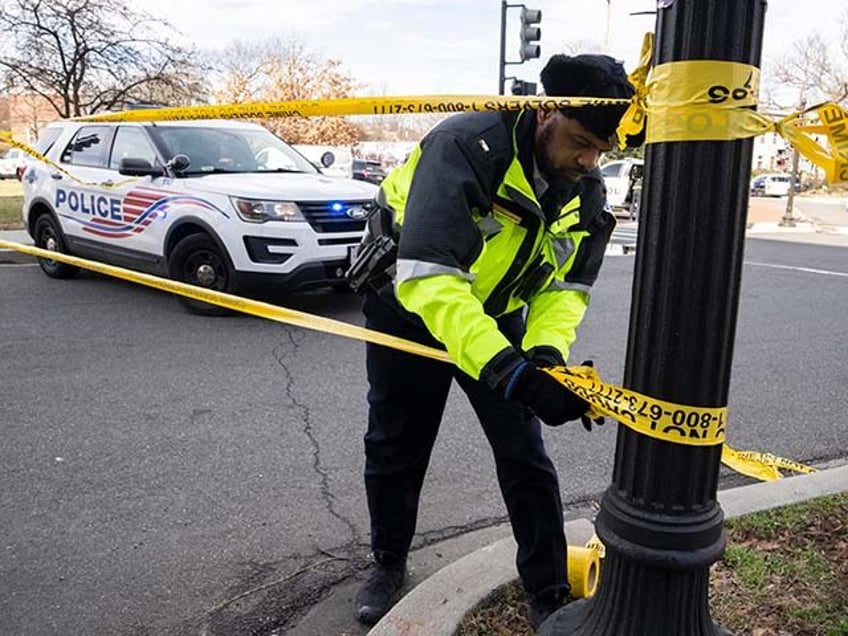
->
[537, 123, 588, 188]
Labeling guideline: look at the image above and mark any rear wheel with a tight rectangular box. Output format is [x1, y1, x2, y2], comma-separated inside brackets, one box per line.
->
[167, 233, 236, 316]
[33, 214, 80, 279]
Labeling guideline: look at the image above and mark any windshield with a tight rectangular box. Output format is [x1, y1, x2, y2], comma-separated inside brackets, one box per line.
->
[600, 162, 625, 178]
[147, 125, 318, 175]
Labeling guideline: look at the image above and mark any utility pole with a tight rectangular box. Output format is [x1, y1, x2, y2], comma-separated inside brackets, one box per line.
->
[780, 95, 806, 227]
[539, 1, 767, 634]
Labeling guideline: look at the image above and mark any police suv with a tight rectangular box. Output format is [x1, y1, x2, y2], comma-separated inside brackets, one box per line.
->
[21, 119, 377, 314]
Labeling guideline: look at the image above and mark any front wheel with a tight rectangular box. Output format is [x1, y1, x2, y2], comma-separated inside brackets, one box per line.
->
[33, 214, 80, 279]
[167, 233, 235, 316]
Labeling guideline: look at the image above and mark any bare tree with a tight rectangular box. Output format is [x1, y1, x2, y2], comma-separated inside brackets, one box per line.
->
[560, 38, 606, 56]
[213, 37, 362, 146]
[770, 13, 848, 109]
[0, 0, 206, 117]
[213, 41, 272, 105]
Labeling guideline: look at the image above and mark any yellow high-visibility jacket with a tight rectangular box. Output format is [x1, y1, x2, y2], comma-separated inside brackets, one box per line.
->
[378, 110, 615, 389]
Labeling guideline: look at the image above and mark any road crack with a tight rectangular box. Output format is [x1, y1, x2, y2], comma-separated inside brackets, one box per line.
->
[272, 331, 361, 545]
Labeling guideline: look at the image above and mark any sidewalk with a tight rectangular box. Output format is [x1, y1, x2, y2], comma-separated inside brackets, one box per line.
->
[746, 194, 848, 246]
[0, 228, 33, 264]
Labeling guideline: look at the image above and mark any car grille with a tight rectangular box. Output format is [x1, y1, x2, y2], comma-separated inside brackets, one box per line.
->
[297, 200, 374, 233]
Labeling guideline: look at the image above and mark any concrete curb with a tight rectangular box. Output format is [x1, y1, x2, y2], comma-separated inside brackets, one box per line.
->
[745, 220, 817, 234]
[368, 464, 848, 636]
[367, 519, 595, 636]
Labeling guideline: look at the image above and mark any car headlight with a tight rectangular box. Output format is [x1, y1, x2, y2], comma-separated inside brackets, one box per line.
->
[231, 197, 304, 223]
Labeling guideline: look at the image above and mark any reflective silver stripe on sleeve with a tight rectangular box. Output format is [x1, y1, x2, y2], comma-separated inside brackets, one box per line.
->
[545, 279, 593, 294]
[395, 258, 476, 284]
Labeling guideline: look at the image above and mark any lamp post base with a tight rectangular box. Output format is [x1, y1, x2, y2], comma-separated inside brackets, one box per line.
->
[538, 557, 735, 636]
[539, 597, 734, 636]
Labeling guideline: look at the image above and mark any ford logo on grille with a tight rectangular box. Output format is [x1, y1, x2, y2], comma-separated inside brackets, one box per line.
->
[345, 205, 370, 220]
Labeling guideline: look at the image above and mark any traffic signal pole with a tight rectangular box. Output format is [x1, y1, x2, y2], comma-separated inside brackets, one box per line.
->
[497, 1, 541, 95]
[498, 0, 508, 95]
[539, 1, 767, 634]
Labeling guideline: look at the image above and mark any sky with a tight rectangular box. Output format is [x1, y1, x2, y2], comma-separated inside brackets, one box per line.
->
[142, 0, 845, 98]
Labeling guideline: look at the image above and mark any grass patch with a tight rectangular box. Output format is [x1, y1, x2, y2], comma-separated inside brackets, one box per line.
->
[458, 582, 534, 636]
[0, 180, 24, 229]
[459, 493, 848, 636]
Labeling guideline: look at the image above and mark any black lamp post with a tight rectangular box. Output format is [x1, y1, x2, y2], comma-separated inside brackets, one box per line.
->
[540, 0, 767, 633]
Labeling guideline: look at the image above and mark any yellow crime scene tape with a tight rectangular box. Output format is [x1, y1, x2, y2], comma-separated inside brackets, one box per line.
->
[2, 34, 842, 183]
[0, 32, 824, 480]
[0, 130, 139, 190]
[70, 95, 630, 122]
[0, 239, 815, 482]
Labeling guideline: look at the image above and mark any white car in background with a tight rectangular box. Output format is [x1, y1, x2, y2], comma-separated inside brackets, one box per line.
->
[600, 158, 644, 217]
[0, 148, 27, 179]
[751, 173, 792, 197]
[21, 119, 377, 314]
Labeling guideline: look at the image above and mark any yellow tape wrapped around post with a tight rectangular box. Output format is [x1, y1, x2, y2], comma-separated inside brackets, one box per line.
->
[644, 61, 767, 142]
[542, 366, 726, 446]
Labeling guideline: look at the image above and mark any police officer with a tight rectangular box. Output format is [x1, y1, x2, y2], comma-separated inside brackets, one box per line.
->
[349, 54, 642, 628]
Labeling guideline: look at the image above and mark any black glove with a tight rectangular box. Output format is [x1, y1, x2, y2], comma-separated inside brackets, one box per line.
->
[526, 345, 565, 369]
[573, 360, 605, 432]
[504, 362, 590, 427]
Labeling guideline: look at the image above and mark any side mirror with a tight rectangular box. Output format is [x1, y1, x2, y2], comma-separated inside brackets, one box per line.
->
[320, 151, 335, 168]
[118, 157, 165, 177]
[167, 154, 191, 172]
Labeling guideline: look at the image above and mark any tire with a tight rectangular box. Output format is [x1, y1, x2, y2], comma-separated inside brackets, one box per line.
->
[167, 233, 235, 316]
[33, 214, 80, 279]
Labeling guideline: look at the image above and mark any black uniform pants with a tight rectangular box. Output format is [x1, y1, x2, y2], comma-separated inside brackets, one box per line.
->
[362, 289, 567, 599]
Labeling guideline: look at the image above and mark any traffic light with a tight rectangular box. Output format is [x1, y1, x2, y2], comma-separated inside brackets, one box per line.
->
[519, 7, 542, 61]
[510, 79, 538, 95]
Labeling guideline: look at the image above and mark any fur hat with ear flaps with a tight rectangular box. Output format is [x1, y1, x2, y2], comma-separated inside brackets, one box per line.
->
[540, 54, 644, 148]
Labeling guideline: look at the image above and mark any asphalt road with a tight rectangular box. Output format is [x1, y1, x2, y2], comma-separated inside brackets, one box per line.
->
[1, 237, 846, 635]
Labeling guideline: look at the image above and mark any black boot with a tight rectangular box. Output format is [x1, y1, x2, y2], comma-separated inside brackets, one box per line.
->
[528, 587, 568, 631]
[354, 557, 406, 625]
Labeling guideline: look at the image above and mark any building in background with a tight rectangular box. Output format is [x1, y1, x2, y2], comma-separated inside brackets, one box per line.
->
[751, 130, 826, 187]
[0, 92, 59, 144]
